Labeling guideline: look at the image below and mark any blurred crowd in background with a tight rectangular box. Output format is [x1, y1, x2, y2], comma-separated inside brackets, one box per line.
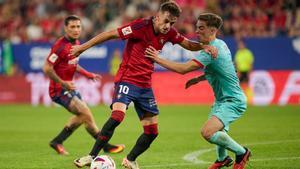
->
[0, 0, 300, 43]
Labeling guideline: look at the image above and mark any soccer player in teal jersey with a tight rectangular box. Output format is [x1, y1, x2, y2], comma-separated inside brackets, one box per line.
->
[145, 13, 251, 169]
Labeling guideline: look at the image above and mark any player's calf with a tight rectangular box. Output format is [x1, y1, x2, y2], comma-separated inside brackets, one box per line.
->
[126, 124, 158, 161]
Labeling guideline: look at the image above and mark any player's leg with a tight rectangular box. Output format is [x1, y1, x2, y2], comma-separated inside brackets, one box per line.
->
[122, 113, 158, 169]
[201, 116, 245, 154]
[50, 91, 97, 146]
[49, 90, 82, 155]
[216, 145, 228, 162]
[203, 103, 250, 169]
[208, 143, 233, 169]
[128, 114, 158, 160]
[122, 87, 159, 169]
[89, 102, 126, 156]
[68, 96, 99, 138]
[74, 82, 134, 167]
[69, 94, 125, 154]
[50, 115, 82, 145]
[74, 102, 126, 168]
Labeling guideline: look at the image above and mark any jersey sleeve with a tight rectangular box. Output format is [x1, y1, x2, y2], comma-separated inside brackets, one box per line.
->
[192, 51, 213, 68]
[46, 42, 65, 65]
[168, 28, 184, 44]
[46, 48, 59, 65]
[117, 20, 144, 40]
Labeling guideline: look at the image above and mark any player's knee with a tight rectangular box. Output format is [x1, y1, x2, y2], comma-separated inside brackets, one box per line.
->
[201, 128, 212, 141]
[143, 123, 159, 136]
[71, 105, 90, 116]
[80, 112, 94, 124]
[111, 110, 125, 123]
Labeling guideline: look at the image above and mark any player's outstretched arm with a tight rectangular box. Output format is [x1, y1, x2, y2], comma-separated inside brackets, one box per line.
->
[76, 65, 101, 81]
[145, 46, 199, 74]
[71, 30, 119, 56]
[43, 61, 76, 91]
[185, 74, 206, 89]
[179, 38, 218, 58]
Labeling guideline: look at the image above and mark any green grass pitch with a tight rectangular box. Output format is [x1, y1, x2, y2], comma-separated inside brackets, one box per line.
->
[0, 104, 299, 169]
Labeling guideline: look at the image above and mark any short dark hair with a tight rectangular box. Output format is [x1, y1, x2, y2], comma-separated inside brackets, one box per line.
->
[159, 1, 181, 17]
[198, 13, 223, 29]
[64, 15, 81, 26]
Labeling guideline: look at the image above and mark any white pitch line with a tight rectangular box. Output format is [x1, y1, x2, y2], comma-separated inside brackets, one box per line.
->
[183, 138, 300, 165]
[251, 156, 300, 162]
[141, 156, 300, 168]
[140, 139, 300, 168]
[141, 163, 199, 168]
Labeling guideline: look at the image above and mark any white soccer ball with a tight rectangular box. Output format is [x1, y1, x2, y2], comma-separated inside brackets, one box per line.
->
[90, 155, 116, 169]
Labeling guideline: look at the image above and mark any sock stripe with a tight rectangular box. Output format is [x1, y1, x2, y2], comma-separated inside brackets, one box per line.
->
[111, 110, 125, 122]
[143, 124, 158, 135]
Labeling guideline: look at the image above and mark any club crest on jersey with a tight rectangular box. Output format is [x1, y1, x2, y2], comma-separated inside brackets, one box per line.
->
[159, 38, 165, 45]
[68, 57, 79, 65]
[117, 94, 122, 99]
[122, 26, 132, 36]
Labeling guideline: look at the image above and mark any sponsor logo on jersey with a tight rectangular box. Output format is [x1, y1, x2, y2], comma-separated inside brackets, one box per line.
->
[48, 53, 58, 63]
[121, 26, 132, 36]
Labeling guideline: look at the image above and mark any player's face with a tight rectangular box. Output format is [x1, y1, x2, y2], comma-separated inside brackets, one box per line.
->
[64, 20, 82, 40]
[155, 11, 177, 34]
[195, 20, 215, 43]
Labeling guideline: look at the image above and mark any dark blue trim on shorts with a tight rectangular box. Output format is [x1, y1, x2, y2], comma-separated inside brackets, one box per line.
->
[51, 90, 82, 109]
[111, 82, 159, 119]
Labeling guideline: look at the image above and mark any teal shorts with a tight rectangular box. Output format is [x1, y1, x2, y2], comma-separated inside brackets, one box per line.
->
[209, 101, 246, 131]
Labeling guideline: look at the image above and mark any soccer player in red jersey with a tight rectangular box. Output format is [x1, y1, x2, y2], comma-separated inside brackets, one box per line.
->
[72, 2, 217, 168]
[43, 15, 124, 156]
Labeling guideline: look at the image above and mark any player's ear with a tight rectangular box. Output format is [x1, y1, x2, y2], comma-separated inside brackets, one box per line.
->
[210, 27, 216, 34]
[154, 15, 158, 22]
[64, 26, 67, 33]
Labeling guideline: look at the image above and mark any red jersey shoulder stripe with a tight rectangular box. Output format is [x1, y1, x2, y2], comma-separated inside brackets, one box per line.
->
[131, 18, 151, 31]
[192, 59, 204, 69]
[52, 37, 67, 56]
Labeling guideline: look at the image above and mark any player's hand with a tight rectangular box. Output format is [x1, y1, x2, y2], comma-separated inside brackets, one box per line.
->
[203, 45, 218, 59]
[185, 75, 206, 89]
[70, 45, 84, 57]
[62, 81, 76, 91]
[89, 73, 102, 82]
[145, 46, 159, 61]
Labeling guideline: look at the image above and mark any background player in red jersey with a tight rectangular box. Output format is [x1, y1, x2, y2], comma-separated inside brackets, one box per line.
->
[43, 15, 124, 156]
[72, 2, 217, 168]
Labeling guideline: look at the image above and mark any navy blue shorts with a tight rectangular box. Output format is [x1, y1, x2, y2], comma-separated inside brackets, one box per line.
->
[51, 90, 82, 109]
[112, 82, 159, 119]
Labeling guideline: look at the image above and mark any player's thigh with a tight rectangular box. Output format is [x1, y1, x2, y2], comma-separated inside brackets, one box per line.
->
[68, 96, 91, 116]
[209, 102, 243, 131]
[52, 90, 85, 114]
[201, 115, 224, 138]
[133, 87, 159, 120]
[111, 82, 139, 112]
[112, 102, 127, 112]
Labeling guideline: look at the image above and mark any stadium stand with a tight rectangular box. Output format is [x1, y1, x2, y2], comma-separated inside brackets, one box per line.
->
[0, 0, 299, 44]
